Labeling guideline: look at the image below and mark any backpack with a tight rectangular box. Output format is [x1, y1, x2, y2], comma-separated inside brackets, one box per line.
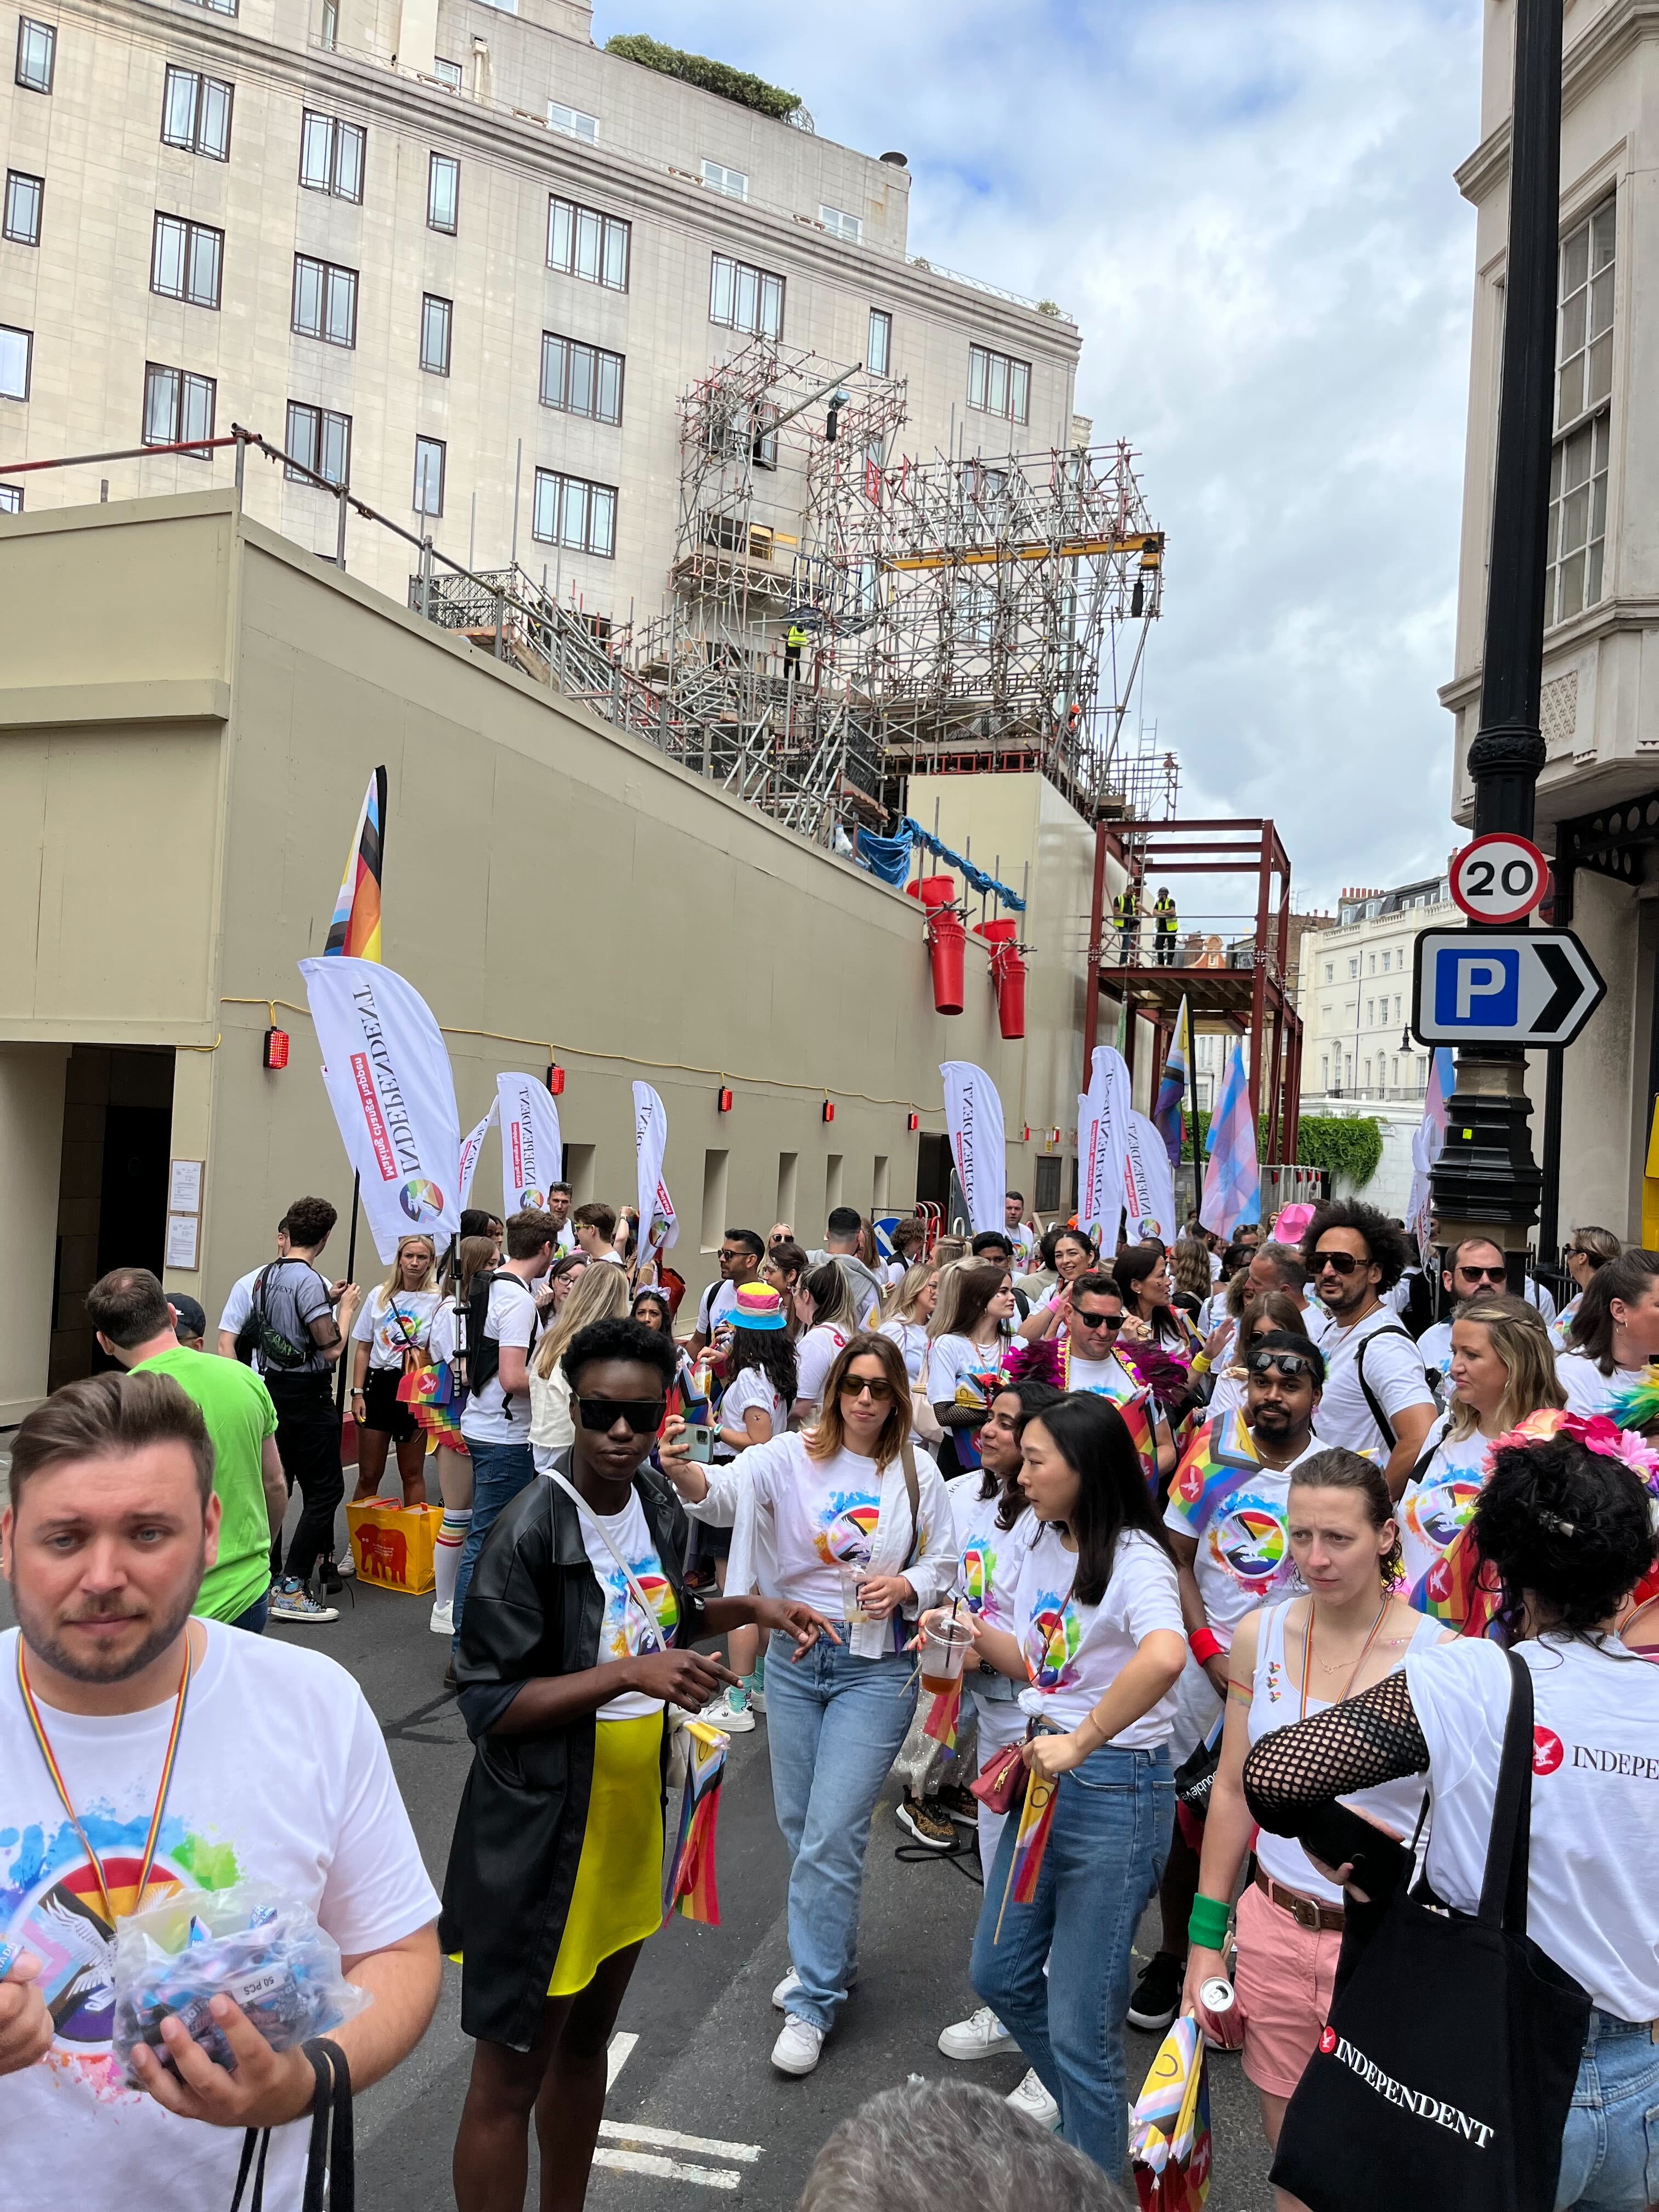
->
[465, 1269, 539, 1410]
[1353, 1322, 1444, 1450]
[234, 1261, 313, 1374]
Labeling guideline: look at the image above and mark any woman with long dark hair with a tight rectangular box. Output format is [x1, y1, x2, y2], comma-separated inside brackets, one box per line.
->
[966, 1393, 1187, 2172]
[1015, 1228, 1101, 1342]
[1558, 1247, 1659, 1417]
[927, 1259, 1017, 1476]
[1114, 1243, 1201, 1356]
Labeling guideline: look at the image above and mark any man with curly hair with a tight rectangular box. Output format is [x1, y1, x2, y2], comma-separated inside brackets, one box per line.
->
[1299, 1199, 1436, 1498]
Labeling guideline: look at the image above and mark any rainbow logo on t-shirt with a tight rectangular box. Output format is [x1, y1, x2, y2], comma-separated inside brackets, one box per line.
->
[1217, 1506, 1288, 1585]
[1404, 1481, 1481, 1555]
[815, 1496, 882, 1567]
[1024, 1593, 1081, 1690]
[961, 1537, 997, 1614]
[602, 1560, 679, 1659]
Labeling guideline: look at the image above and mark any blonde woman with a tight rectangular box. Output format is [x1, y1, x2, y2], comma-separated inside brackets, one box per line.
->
[792, 1259, 863, 1423]
[926, 1259, 1017, 1479]
[527, 1262, 633, 1468]
[1397, 1293, 1566, 1610]
[881, 1258, 946, 1446]
[349, 1233, 441, 1507]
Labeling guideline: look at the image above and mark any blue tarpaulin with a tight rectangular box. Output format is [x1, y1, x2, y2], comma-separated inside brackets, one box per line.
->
[853, 819, 1026, 911]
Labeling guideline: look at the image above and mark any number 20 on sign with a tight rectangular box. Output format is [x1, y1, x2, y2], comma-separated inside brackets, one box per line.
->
[1448, 833, 1550, 927]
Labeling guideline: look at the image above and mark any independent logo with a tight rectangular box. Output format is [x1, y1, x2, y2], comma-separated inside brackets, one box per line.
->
[1532, 1727, 1565, 1776]
[399, 1177, 445, 1222]
[1321, 2032, 1496, 2149]
[1319, 2027, 1336, 2055]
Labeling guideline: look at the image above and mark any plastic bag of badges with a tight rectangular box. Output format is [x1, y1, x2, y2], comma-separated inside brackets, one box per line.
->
[110, 1881, 371, 2083]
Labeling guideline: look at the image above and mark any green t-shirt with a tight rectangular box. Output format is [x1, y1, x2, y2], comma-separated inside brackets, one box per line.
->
[131, 1345, 278, 1623]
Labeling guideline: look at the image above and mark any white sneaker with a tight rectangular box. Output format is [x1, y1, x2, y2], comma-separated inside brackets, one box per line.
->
[1006, 2068, 1060, 2131]
[938, 2005, 1014, 2061]
[268, 1579, 339, 1625]
[330, 1554, 356, 1578]
[699, 1686, 755, 1735]
[771, 2017, 824, 2076]
[771, 1970, 802, 2011]
[428, 1600, 454, 1636]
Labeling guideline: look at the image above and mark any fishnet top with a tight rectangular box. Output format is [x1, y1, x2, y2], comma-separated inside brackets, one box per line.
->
[1242, 1673, 1429, 1836]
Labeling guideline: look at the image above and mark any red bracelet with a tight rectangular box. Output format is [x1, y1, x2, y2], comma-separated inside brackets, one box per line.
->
[1188, 1627, 1223, 1666]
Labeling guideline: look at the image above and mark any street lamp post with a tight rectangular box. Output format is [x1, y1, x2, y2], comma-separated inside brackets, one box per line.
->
[1429, 0, 1563, 1288]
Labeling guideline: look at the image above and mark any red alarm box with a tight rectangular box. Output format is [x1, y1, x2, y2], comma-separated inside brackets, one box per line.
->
[263, 1028, 290, 1070]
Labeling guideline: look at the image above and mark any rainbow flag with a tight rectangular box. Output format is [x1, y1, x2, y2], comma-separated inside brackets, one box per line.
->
[1116, 1391, 1159, 1498]
[1413, 1522, 1504, 1639]
[994, 1768, 1057, 1940]
[922, 1679, 962, 1754]
[1152, 996, 1193, 1170]
[403, 1361, 464, 1448]
[662, 1721, 729, 1927]
[1168, 1413, 1276, 1545]
[1130, 2015, 1213, 2208]
[323, 766, 387, 960]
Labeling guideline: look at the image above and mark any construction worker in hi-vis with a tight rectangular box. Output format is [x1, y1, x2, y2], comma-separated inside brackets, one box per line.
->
[1154, 886, 1178, 966]
[1113, 879, 1139, 963]
[784, 619, 808, 680]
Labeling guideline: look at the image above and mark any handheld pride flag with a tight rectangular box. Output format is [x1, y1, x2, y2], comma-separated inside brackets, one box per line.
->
[1152, 996, 1193, 1171]
[1199, 1041, 1260, 1240]
[404, 1361, 464, 1449]
[323, 766, 387, 961]
[1130, 2015, 1212, 2209]
[921, 1679, 962, 1755]
[994, 1766, 1057, 1942]
[662, 1721, 730, 1927]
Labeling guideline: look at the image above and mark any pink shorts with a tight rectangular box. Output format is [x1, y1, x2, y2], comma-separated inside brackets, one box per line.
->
[1233, 1878, 1342, 2100]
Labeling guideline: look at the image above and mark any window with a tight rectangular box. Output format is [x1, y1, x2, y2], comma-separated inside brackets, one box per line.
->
[3, 171, 42, 246]
[710, 252, 784, 339]
[432, 57, 462, 88]
[1320, 1056, 1330, 1090]
[15, 18, 54, 92]
[427, 151, 459, 233]
[420, 292, 452, 374]
[1380, 950, 1390, 973]
[182, 0, 237, 16]
[299, 111, 365, 201]
[1323, 961, 1334, 983]
[0, 324, 32, 399]
[548, 99, 597, 143]
[532, 467, 616, 557]
[285, 399, 351, 487]
[546, 194, 629, 289]
[142, 362, 215, 451]
[413, 435, 445, 516]
[162, 66, 233, 159]
[1347, 958, 1358, 979]
[820, 204, 861, 244]
[1365, 1000, 1374, 1026]
[539, 331, 623, 424]
[151, 214, 223, 308]
[291, 254, 357, 346]
[1368, 953, 1376, 973]
[1547, 201, 1615, 628]
[867, 307, 891, 377]
[1034, 1155, 1061, 1212]
[320, 0, 337, 47]
[968, 343, 1030, 422]
[0, 483, 20, 512]
[702, 159, 747, 200]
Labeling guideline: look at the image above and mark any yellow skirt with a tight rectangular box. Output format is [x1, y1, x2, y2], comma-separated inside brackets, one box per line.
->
[546, 1711, 665, 1997]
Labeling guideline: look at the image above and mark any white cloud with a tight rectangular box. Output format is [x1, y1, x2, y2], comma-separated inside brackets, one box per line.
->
[596, 0, 1485, 906]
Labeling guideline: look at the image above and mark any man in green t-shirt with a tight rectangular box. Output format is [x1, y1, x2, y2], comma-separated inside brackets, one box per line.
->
[86, 1267, 286, 1631]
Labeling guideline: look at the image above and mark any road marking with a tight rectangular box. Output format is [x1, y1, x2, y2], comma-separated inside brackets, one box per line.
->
[598, 2122, 763, 2163]
[591, 2147, 742, 2191]
[606, 2032, 639, 2089]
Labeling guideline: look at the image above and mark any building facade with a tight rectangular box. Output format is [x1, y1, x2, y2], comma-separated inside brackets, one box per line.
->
[0, 0, 1081, 620]
[1440, 0, 1659, 1245]
[1297, 874, 1448, 1105]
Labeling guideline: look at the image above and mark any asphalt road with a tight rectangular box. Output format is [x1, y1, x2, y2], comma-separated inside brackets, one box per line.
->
[0, 1485, 1276, 2210]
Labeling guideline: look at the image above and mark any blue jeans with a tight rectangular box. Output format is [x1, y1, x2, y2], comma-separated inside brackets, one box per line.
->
[972, 1741, 1173, 2175]
[227, 1592, 269, 1634]
[450, 1440, 535, 1644]
[1555, 2008, 1659, 2211]
[764, 1628, 917, 2034]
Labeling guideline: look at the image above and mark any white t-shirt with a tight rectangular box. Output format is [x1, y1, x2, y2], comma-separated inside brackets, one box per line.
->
[1416, 1318, 1453, 1380]
[716, 1366, 786, 1457]
[216, 1266, 264, 1340]
[880, 1316, 930, 1383]
[0, 1624, 438, 2211]
[736, 1436, 897, 1614]
[794, 1322, 854, 1411]
[1060, 1345, 1139, 1402]
[1163, 1418, 1328, 1641]
[573, 1487, 681, 1722]
[696, 1280, 742, 1337]
[1396, 1416, 1489, 1600]
[926, 1334, 1006, 1469]
[1012, 1523, 1184, 1742]
[1555, 1351, 1627, 1418]
[946, 1472, 1027, 1634]
[1407, 1634, 1659, 2020]
[1316, 1305, 1435, 1455]
[350, 1285, 445, 1370]
[459, 1274, 541, 1444]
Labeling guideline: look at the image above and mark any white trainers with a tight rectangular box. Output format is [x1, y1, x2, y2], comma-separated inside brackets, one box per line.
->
[428, 1600, 454, 1637]
[1006, 2068, 1060, 2131]
[938, 2005, 1014, 2062]
[771, 1970, 802, 2011]
[699, 1685, 755, 1735]
[771, 2017, 825, 2076]
[268, 1579, 338, 1625]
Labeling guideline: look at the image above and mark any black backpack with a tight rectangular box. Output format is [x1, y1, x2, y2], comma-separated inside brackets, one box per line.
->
[234, 1261, 313, 1374]
[1353, 1322, 1444, 1447]
[465, 1270, 539, 1410]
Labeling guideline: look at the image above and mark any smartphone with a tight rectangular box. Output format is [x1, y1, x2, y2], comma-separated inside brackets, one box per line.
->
[684, 1424, 716, 1464]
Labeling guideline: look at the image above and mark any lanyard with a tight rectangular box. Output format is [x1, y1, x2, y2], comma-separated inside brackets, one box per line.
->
[1299, 1598, 1389, 1723]
[16, 1630, 192, 1927]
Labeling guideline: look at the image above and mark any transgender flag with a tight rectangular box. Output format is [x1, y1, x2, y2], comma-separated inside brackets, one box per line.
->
[1200, 1042, 1260, 1239]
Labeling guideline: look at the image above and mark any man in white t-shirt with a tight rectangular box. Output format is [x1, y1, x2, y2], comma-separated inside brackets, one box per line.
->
[1057, 1276, 1178, 1480]
[571, 1202, 623, 1262]
[546, 1182, 577, 1256]
[215, 1222, 293, 1358]
[1301, 1200, 1436, 1498]
[1004, 1190, 1039, 1270]
[0, 1368, 441, 2208]
[1415, 1235, 1512, 1378]
[688, 1228, 765, 1356]
[453, 1207, 556, 1656]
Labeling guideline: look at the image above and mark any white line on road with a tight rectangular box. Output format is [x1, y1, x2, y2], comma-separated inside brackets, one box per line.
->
[591, 2148, 742, 2191]
[597, 2122, 763, 2163]
[606, 2032, 639, 2089]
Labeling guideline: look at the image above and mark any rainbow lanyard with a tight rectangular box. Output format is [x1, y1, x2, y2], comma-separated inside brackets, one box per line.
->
[15, 1631, 192, 1927]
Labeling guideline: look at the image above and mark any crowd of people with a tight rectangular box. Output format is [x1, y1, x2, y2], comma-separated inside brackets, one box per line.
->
[4, 1173, 1658, 2212]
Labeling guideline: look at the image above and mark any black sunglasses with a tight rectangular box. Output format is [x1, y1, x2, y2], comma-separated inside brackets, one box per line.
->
[1312, 1249, 1363, 1276]
[1073, 1308, 1124, 1332]
[1246, 1348, 1320, 1380]
[1454, 1264, 1508, 1285]
[576, 1396, 667, 1433]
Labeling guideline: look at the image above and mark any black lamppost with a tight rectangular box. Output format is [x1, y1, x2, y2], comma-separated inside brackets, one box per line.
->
[1429, 0, 1563, 1285]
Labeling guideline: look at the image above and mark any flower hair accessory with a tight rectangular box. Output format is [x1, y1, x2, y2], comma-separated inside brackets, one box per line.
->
[1484, 1404, 1659, 1493]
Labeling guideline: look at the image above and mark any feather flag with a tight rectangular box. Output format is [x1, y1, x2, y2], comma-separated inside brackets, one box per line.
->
[323, 767, 387, 961]
[1153, 997, 1193, 1170]
[662, 1721, 730, 1927]
[1131, 2015, 1213, 2209]
[1199, 1042, 1260, 1241]
[994, 1768, 1058, 1941]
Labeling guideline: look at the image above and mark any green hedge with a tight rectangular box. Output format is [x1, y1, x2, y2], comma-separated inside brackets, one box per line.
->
[1178, 1111, 1381, 1190]
[605, 34, 805, 122]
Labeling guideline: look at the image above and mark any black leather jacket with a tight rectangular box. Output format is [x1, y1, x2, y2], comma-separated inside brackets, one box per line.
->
[437, 1455, 704, 2050]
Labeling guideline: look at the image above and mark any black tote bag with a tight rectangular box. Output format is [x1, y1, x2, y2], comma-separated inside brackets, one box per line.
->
[1270, 1651, 1592, 2212]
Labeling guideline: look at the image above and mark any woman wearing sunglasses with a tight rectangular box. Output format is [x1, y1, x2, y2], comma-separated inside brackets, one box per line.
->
[659, 1331, 957, 2079]
[1395, 1295, 1564, 1619]
[443, 1316, 833, 2212]
[1549, 1225, 1621, 1348]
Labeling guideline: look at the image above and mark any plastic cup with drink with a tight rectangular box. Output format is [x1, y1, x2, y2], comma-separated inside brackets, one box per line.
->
[919, 1605, 975, 1697]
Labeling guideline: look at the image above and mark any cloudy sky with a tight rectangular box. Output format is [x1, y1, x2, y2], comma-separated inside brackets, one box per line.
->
[594, 0, 1488, 912]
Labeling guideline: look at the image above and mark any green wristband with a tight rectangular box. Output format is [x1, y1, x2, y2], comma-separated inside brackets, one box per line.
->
[1187, 1893, 1231, 1950]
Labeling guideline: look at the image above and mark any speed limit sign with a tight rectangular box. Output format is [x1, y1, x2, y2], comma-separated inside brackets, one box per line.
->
[1449, 833, 1551, 926]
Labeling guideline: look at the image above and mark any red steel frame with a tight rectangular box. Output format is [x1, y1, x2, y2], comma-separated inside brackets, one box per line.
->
[1084, 817, 1303, 1164]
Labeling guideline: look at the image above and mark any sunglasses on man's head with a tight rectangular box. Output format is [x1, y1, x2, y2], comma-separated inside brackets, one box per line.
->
[575, 1397, 667, 1433]
[1312, 1249, 1363, 1276]
[1246, 1349, 1319, 1381]
[839, 1375, 894, 1403]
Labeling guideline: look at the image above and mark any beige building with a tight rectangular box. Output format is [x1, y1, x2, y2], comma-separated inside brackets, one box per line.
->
[1440, 0, 1659, 1244]
[0, 0, 1080, 627]
[1296, 873, 1448, 1107]
[0, 490, 1104, 1419]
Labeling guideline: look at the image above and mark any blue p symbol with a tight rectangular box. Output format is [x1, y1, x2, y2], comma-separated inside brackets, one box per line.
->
[1436, 949, 1519, 1027]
